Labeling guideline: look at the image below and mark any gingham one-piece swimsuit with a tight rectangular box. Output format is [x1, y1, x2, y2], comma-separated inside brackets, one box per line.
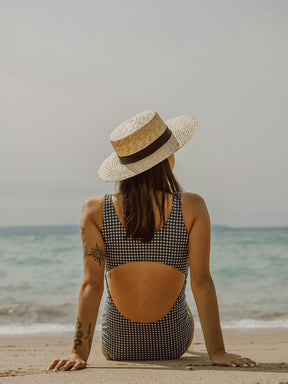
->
[101, 191, 193, 361]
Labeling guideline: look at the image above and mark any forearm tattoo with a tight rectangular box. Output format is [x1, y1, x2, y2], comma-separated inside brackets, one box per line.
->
[73, 317, 83, 350]
[73, 318, 93, 351]
[81, 226, 105, 266]
[84, 322, 92, 350]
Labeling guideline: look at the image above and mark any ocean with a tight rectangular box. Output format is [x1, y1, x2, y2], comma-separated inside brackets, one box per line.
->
[0, 225, 287, 337]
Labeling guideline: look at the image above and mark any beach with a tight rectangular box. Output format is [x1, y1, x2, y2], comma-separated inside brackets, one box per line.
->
[1, 226, 287, 383]
[1, 331, 288, 383]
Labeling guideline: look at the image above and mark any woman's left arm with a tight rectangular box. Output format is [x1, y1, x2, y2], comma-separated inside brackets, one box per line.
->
[188, 194, 259, 367]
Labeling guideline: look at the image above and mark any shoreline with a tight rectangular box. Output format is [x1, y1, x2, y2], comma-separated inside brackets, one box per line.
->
[1, 323, 288, 338]
[1, 331, 287, 383]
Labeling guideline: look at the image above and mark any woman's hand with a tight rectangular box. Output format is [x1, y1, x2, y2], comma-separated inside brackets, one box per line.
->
[47, 353, 87, 372]
[210, 350, 260, 367]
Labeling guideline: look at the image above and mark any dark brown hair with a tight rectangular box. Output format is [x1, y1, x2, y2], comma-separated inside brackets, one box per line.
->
[117, 157, 183, 242]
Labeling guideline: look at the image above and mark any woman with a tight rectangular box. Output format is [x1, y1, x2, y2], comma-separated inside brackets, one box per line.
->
[48, 110, 259, 371]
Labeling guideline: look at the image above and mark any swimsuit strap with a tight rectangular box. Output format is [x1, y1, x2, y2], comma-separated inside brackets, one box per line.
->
[104, 191, 180, 232]
[102, 193, 118, 230]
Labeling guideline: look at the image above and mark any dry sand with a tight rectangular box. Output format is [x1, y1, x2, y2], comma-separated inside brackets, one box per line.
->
[0, 331, 288, 384]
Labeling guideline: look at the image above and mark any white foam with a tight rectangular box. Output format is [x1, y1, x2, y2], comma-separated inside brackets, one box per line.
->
[1, 319, 287, 336]
[221, 318, 288, 329]
[0, 323, 102, 336]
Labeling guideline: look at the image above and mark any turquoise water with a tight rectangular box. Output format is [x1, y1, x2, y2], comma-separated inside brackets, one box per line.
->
[0, 225, 287, 335]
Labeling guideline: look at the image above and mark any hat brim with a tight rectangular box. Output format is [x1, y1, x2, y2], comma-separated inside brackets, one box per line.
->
[97, 115, 197, 182]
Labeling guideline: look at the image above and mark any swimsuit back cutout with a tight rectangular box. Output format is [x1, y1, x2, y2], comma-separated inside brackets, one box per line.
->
[100, 191, 192, 361]
[101, 191, 189, 276]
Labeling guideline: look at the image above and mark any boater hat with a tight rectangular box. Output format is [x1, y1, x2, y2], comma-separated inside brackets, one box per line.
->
[97, 110, 197, 182]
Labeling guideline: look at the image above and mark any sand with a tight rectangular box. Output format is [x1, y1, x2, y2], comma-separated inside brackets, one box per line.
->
[0, 331, 288, 384]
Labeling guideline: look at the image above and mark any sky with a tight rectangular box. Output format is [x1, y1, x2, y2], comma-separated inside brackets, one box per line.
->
[1, 0, 287, 228]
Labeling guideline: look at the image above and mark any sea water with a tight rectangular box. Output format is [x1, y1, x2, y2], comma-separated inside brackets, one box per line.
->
[0, 225, 287, 336]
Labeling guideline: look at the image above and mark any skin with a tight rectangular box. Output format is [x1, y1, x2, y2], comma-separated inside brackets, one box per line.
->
[48, 153, 259, 371]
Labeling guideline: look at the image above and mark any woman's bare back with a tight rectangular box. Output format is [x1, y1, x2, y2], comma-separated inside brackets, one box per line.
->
[93, 191, 196, 323]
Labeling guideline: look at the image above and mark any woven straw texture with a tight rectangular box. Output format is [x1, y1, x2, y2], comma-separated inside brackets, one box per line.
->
[98, 110, 197, 182]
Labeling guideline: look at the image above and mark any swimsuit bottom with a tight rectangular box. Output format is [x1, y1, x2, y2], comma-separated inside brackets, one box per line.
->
[101, 278, 193, 361]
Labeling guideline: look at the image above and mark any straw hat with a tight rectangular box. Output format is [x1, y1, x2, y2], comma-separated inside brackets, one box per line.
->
[97, 110, 197, 182]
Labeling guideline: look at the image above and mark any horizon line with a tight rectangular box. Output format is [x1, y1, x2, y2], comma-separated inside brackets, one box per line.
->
[0, 224, 287, 231]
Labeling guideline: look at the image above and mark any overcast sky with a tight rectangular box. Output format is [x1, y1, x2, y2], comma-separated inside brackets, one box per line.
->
[1, 0, 287, 228]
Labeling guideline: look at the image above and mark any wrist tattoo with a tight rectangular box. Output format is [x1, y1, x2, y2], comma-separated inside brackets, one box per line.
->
[84, 322, 92, 350]
[73, 317, 83, 350]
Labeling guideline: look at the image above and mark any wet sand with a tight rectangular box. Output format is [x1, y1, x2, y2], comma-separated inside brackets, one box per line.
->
[0, 331, 288, 383]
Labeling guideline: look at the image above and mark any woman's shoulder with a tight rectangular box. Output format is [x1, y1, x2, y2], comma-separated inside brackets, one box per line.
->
[180, 192, 209, 231]
[82, 194, 105, 209]
[81, 195, 106, 229]
[181, 192, 207, 207]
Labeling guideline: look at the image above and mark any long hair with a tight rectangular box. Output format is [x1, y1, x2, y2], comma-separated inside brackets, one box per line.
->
[117, 158, 183, 242]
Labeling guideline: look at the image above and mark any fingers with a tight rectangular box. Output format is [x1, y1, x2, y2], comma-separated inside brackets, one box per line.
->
[47, 358, 73, 372]
[47, 358, 86, 372]
[63, 361, 86, 371]
[47, 359, 59, 370]
[55, 359, 68, 371]
[72, 362, 81, 371]
[59, 360, 76, 371]
[239, 357, 256, 367]
[230, 356, 260, 368]
[212, 351, 261, 368]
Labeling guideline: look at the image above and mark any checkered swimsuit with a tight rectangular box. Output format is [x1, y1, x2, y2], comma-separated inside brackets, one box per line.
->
[101, 191, 193, 360]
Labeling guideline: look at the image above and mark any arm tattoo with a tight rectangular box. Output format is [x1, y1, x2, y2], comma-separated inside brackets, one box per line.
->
[73, 317, 83, 350]
[87, 244, 105, 266]
[84, 322, 92, 350]
[81, 226, 105, 266]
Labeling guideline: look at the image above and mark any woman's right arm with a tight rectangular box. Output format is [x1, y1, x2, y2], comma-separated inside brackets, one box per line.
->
[48, 197, 105, 371]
